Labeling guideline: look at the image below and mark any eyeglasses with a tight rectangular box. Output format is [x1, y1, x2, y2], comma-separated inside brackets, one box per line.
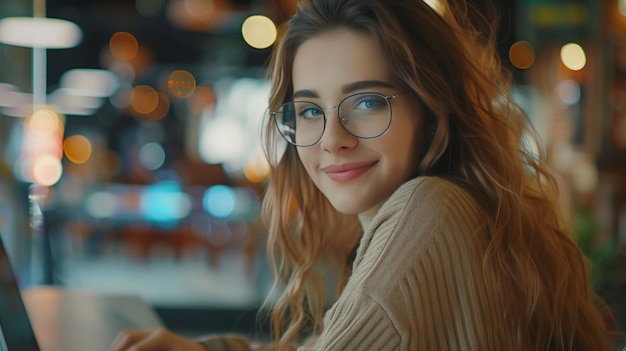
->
[270, 91, 404, 147]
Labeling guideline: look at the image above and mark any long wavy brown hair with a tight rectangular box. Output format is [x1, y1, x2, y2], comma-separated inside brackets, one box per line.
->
[260, 0, 616, 349]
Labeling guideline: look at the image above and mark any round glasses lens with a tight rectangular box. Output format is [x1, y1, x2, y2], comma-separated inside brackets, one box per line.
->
[275, 101, 325, 146]
[339, 93, 391, 138]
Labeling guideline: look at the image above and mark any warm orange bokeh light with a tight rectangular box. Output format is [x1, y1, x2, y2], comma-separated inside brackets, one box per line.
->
[145, 92, 170, 120]
[509, 40, 536, 69]
[131, 85, 159, 114]
[168, 70, 196, 98]
[244, 154, 271, 183]
[64, 134, 93, 164]
[109, 32, 139, 61]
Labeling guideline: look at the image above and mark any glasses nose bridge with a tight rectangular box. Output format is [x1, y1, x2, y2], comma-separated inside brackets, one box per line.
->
[321, 102, 345, 124]
[321, 103, 340, 114]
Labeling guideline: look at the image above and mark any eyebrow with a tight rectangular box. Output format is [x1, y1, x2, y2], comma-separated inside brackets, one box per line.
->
[292, 80, 396, 100]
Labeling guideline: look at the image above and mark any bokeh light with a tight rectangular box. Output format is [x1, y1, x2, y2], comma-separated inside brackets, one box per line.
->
[241, 15, 277, 49]
[86, 191, 118, 218]
[244, 152, 270, 183]
[141, 182, 192, 222]
[20, 107, 65, 183]
[509, 40, 536, 69]
[109, 32, 139, 61]
[139, 142, 166, 170]
[556, 80, 581, 105]
[0, 17, 82, 48]
[168, 70, 196, 98]
[64, 134, 93, 164]
[25, 108, 62, 136]
[560, 43, 586, 71]
[47, 88, 105, 116]
[131, 85, 159, 114]
[145, 92, 170, 120]
[198, 77, 270, 173]
[32, 154, 63, 186]
[60, 68, 119, 97]
[204, 185, 235, 218]
[200, 118, 245, 164]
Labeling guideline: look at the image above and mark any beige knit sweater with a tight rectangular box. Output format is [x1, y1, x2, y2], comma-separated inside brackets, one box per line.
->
[199, 176, 513, 350]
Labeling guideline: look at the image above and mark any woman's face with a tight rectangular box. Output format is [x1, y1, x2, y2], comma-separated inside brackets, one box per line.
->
[292, 29, 428, 216]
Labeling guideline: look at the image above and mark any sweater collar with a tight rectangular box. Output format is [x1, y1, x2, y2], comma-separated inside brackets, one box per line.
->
[358, 214, 375, 232]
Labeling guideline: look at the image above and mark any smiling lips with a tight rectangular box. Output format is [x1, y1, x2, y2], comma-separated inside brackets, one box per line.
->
[322, 161, 377, 182]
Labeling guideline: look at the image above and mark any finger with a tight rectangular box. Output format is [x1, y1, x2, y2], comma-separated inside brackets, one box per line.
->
[132, 330, 171, 351]
[129, 329, 207, 351]
[110, 329, 152, 351]
[125, 328, 175, 351]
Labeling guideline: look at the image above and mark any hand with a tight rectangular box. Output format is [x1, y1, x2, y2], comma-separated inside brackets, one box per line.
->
[110, 328, 208, 351]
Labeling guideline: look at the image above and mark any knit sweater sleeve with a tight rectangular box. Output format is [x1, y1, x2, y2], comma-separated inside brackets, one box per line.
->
[299, 177, 510, 351]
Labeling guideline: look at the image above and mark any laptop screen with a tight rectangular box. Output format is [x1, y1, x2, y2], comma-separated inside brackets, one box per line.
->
[0, 235, 40, 351]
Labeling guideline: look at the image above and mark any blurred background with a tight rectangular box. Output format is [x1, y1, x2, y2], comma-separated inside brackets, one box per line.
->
[0, 0, 625, 339]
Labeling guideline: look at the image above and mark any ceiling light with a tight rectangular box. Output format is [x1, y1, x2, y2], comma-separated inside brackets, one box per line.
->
[0, 17, 82, 48]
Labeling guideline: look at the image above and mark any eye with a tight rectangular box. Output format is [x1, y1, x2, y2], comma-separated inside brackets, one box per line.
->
[353, 94, 386, 111]
[296, 103, 324, 120]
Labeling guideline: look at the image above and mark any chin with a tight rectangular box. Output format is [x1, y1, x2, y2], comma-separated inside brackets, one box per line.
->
[327, 199, 366, 216]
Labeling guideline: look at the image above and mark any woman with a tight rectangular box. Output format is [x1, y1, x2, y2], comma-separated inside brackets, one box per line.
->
[110, 0, 616, 350]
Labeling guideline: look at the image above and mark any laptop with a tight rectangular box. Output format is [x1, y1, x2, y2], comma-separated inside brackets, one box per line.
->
[0, 235, 40, 351]
[0, 234, 163, 351]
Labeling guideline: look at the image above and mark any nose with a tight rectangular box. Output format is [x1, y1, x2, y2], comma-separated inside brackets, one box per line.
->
[319, 107, 357, 152]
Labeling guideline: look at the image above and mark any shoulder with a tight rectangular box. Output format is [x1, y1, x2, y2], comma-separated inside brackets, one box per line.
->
[351, 176, 487, 282]
[374, 176, 484, 231]
[388, 176, 475, 204]
[345, 177, 493, 336]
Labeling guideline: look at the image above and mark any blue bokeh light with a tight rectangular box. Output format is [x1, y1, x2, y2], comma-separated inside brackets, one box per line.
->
[140, 181, 191, 223]
[203, 185, 236, 218]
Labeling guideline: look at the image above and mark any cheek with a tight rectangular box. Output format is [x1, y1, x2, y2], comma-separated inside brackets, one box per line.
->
[411, 124, 429, 155]
[384, 115, 428, 169]
[389, 121, 423, 153]
[296, 148, 316, 175]
[402, 106, 429, 155]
